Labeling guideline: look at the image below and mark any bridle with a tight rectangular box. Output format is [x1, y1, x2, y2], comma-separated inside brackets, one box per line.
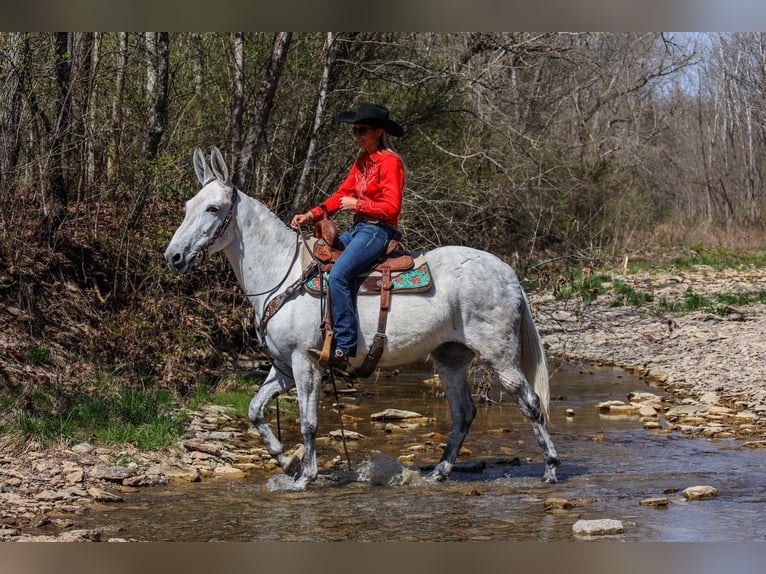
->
[198, 177, 238, 260]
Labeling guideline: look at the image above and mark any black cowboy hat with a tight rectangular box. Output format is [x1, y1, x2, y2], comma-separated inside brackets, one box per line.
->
[337, 102, 404, 137]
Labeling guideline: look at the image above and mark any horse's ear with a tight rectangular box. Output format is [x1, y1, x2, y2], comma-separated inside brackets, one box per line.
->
[193, 147, 211, 186]
[210, 147, 230, 185]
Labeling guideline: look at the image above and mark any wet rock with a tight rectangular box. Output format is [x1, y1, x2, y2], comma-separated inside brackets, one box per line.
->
[87, 487, 123, 503]
[329, 429, 365, 440]
[682, 485, 720, 500]
[743, 440, 766, 448]
[544, 497, 574, 510]
[212, 465, 245, 479]
[371, 408, 427, 421]
[639, 496, 670, 507]
[572, 519, 624, 537]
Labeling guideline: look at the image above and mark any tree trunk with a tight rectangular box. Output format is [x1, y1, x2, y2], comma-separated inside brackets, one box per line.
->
[84, 32, 100, 197]
[230, 32, 245, 165]
[233, 32, 292, 191]
[107, 32, 128, 188]
[44, 32, 73, 238]
[145, 32, 158, 95]
[130, 32, 170, 226]
[0, 32, 28, 222]
[141, 32, 170, 161]
[292, 32, 336, 215]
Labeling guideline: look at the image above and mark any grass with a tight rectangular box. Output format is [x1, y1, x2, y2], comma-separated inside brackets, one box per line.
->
[9, 386, 188, 450]
[187, 375, 297, 421]
[609, 280, 653, 307]
[555, 273, 612, 303]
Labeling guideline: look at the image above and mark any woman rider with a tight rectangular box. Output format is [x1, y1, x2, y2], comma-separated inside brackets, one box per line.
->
[290, 103, 405, 368]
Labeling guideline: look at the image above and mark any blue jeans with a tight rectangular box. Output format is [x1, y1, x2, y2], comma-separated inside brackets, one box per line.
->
[328, 222, 393, 356]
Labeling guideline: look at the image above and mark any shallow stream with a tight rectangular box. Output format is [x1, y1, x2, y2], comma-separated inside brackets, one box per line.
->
[73, 362, 766, 541]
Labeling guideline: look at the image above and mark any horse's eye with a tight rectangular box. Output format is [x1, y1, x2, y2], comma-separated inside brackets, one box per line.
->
[206, 205, 220, 213]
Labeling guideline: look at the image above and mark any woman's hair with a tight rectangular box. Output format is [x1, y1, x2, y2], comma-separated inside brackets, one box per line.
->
[379, 131, 397, 154]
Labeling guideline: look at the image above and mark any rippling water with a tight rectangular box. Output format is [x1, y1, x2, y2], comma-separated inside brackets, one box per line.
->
[72, 362, 766, 541]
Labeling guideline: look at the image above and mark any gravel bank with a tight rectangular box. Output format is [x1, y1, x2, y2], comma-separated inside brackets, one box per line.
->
[530, 265, 766, 439]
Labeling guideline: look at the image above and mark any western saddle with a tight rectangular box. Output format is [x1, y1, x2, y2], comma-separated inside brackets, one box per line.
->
[311, 217, 414, 377]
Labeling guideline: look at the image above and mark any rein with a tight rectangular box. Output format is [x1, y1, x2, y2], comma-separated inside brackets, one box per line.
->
[254, 227, 318, 342]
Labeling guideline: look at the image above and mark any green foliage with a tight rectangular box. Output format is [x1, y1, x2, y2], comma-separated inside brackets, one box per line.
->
[609, 280, 653, 307]
[26, 345, 52, 365]
[555, 273, 611, 303]
[188, 376, 296, 421]
[670, 245, 766, 271]
[9, 385, 187, 450]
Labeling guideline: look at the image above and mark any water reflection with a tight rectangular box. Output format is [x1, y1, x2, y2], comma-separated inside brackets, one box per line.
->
[71, 362, 766, 541]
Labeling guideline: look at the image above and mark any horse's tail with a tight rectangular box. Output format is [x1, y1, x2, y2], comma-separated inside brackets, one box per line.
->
[518, 286, 550, 421]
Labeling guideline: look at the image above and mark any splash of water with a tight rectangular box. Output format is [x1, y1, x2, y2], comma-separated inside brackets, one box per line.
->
[355, 453, 424, 487]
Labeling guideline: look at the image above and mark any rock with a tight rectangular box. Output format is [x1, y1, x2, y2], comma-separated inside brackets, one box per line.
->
[371, 408, 427, 421]
[212, 465, 245, 479]
[329, 429, 365, 440]
[544, 497, 574, 510]
[638, 405, 658, 417]
[628, 391, 662, 403]
[699, 392, 720, 405]
[34, 489, 70, 501]
[182, 441, 222, 456]
[89, 465, 133, 482]
[71, 443, 93, 454]
[682, 485, 719, 500]
[87, 487, 123, 503]
[595, 400, 627, 413]
[665, 404, 710, 419]
[639, 496, 670, 507]
[743, 440, 766, 448]
[572, 519, 624, 537]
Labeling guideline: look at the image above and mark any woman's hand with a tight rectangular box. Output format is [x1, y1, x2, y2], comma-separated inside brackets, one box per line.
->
[339, 196, 358, 212]
[290, 212, 313, 229]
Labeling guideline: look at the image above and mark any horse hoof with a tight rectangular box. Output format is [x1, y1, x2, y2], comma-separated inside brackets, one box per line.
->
[542, 470, 558, 484]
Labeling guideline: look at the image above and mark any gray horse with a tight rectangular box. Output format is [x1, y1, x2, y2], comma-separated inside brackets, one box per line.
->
[165, 147, 559, 490]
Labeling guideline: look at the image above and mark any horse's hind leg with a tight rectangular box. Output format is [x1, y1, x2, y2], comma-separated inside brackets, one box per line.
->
[428, 343, 476, 481]
[248, 364, 300, 476]
[501, 370, 559, 483]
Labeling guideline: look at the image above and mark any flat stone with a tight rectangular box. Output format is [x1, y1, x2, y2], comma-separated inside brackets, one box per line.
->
[371, 408, 427, 421]
[639, 496, 670, 507]
[329, 429, 365, 440]
[682, 485, 719, 500]
[89, 465, 133, 481]
[87, 487, 123, 503]
[665, 404, 710, 418]
[212, 465, 245, 479]
[572, 519, 624, 537]
[544, 497, 574, 510]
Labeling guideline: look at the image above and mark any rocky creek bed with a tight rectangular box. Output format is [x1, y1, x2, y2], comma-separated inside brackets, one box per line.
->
[2, 265, 765, 541]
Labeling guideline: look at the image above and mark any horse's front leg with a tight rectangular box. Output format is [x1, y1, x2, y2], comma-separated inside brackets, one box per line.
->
[290, 359, 323, 491]
[248, 364, 300, 476]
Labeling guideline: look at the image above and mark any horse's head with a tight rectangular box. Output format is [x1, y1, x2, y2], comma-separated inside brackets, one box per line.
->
[164, 147, 239, 273]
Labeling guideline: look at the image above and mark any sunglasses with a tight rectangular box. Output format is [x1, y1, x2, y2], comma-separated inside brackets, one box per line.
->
[351, 126, 373, 135]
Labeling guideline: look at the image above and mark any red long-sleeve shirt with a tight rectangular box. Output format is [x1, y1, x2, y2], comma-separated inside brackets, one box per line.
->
[310, 149, 404, 227]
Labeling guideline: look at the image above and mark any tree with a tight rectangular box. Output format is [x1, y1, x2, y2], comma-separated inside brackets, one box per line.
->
[233, 32, 292, 191]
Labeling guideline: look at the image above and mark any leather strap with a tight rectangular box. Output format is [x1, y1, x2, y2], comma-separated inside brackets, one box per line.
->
[357, 266, 392, 377]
